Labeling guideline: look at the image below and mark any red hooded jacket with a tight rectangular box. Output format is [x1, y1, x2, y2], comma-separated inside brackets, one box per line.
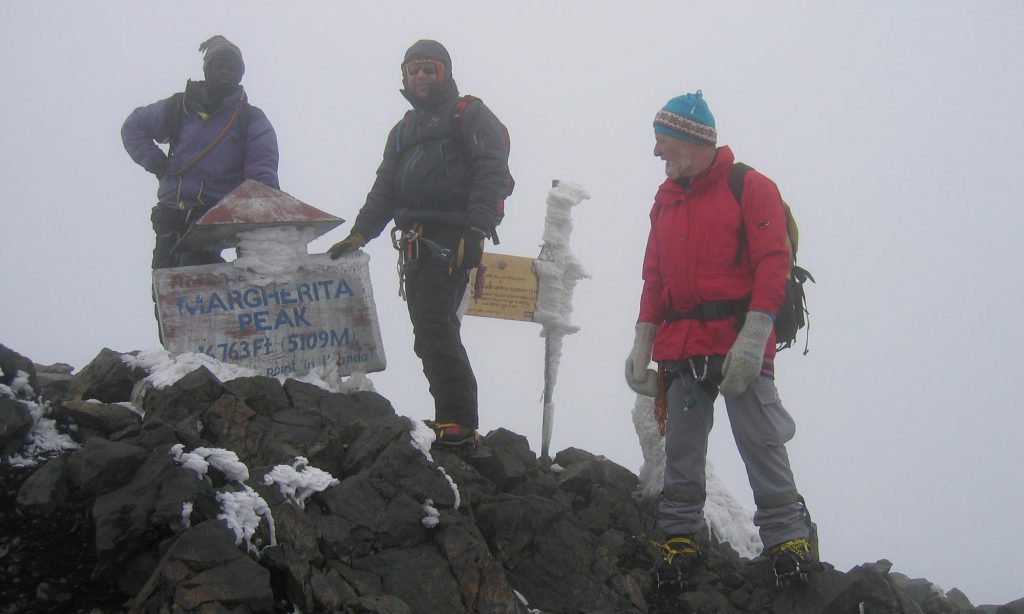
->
[638, 146, 791, 361]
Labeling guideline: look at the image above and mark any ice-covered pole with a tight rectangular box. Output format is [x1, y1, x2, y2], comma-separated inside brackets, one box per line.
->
[533, 180, 590, 460]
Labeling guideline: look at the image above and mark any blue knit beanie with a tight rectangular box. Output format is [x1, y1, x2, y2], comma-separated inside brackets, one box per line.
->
[654, 90, 716, 145]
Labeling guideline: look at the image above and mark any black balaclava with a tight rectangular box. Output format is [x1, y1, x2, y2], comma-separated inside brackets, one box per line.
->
[199, 35, 244, 102]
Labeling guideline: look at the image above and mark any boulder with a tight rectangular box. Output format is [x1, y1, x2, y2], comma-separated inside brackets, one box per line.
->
[65, 348, 147, 403]
[61, 399, 141, 438]
[16, 454, 69, 510]
[66, 437, 148, 497]
[0, 397, 33, 457]
[0, 343, 39, 397]
[132, 519, 274, 613]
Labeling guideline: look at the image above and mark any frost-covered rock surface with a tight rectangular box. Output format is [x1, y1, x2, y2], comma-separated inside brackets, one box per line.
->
[1, 342, 1017, 614]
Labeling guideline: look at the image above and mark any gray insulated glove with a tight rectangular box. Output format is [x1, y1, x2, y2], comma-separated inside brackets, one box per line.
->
[625, 322, 659, 397]
[720, 311, 774, 397]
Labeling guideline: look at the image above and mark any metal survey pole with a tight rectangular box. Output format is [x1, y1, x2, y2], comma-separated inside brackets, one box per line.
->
[535, 180, 590, 460]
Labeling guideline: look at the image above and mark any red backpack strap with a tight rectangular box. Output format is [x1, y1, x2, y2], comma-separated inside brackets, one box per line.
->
[451, 95, 479, 142]
[394, 110, 415, 153]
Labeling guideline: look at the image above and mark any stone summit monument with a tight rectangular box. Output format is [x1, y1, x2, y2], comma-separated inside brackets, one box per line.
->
[152, 180, 386, 378]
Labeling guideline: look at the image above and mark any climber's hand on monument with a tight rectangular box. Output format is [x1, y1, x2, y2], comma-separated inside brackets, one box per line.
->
[328, 233, 365, 259]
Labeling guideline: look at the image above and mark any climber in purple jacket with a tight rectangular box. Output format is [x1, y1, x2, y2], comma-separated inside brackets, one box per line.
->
[122, 35, 280, 268]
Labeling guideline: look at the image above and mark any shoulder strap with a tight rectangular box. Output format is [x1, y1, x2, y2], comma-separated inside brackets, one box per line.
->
[452, 95, 479, 142]
[163, 92, 252, 146]
[728, 162, 752, 204]
[729, 163, 753, 265]
[394, 110, 414, 153]
[395, 95, 483, 153]
[170, 94, 247, 178]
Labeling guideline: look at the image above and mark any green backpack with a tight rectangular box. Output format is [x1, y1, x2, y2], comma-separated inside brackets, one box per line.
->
[728, 163, 815, 353]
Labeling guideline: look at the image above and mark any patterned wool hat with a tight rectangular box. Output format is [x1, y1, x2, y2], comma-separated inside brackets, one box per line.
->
[654, 90, 717, 145]
[402, 39, 451, 84]
[199, 35, 245, 79]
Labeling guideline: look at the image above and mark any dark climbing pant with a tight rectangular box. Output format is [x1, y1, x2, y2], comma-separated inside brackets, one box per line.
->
[150, 204, 225, 345]
[150, 205, 224, 269]
[404, 254, 478, 429]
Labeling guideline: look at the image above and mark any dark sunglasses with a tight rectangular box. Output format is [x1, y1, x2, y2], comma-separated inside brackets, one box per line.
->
[405, 62, 438, 77]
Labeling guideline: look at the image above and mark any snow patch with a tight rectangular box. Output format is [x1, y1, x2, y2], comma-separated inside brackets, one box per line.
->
[406, 418, 461, 512]
[168, 443, 274, 554]
[217, 488, 276, 554]
[409, 418, 436, 461]
[181, 501, 194, 528]
[170, 444, 249, 482]
[421, 499, 440, 528]
[232, 226, 320, 277]
[261, 457, 339, 509]
[3, 383, 79, 467]
[123, 348, 375, 395]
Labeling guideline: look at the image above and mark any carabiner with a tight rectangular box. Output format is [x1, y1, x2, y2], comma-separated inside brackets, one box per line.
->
[689, 357, 709, 383]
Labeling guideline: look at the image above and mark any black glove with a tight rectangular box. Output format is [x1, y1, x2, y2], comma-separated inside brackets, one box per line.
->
[328, 232, 365, 259]
[147, 157, 169, 180]
[456, 228, 486, 272]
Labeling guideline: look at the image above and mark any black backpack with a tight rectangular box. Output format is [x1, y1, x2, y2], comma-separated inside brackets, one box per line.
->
[728, 163, 814, 353]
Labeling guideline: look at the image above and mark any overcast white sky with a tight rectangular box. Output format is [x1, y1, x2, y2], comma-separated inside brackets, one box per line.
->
[2, 0, 1022, 605]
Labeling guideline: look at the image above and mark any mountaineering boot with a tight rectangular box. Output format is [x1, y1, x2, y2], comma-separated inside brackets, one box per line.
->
[769, 537, 815, 587]
[425, 421, 480, 448]
[653, 535, 703, 592]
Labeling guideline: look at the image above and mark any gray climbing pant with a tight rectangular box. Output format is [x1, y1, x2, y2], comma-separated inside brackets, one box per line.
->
[656, 370, 809, 552]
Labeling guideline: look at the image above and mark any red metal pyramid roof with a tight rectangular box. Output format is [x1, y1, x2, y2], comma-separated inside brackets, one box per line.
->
[174, 180, 345, 251]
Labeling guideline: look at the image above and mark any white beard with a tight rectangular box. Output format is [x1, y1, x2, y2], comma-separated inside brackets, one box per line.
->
[665, 151, 692, 179]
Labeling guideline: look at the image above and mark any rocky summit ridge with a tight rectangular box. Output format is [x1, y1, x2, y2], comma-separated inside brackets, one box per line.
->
[1, 342, 1022, 614]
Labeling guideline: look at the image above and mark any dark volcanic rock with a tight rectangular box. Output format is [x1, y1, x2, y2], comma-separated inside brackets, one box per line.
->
[65, 348, 148, 403]
[16, 454, 69, 510]
[61, 399, 141, 439]
[0, 397, 33, 456]
[66, 437, 148, 497]
[0, 343, 39, 396]
[2, 347, 1023, 613]
[133, 519, 274, 613]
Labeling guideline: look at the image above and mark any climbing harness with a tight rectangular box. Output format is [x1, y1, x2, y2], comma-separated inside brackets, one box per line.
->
[391, 225, 454, 300]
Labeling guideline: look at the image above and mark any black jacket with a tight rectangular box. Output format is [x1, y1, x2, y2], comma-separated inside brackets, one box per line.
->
[352, 80, 511, 242]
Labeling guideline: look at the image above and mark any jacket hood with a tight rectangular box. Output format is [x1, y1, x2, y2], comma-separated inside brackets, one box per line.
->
[400, 39, 458, 109]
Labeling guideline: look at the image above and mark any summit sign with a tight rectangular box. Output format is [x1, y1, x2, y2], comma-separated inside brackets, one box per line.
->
[153, 180, 386, 377]
[154, 254, 385, 377]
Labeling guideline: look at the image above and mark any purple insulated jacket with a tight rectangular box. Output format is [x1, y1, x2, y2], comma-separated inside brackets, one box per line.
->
[121, 84, 279, 209]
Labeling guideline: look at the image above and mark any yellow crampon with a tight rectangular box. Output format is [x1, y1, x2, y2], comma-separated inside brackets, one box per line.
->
[651, 536, 701, 565]
[769, 537, 812, 560]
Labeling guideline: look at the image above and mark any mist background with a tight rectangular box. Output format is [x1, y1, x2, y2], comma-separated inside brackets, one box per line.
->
[2, 1, 1022, 604]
